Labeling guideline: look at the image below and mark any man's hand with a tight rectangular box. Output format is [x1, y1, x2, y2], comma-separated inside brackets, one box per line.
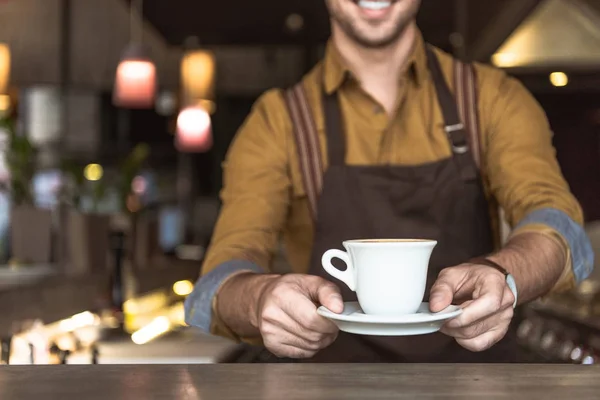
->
[252, 274, 343, 359]
[429, 264, 515, 352]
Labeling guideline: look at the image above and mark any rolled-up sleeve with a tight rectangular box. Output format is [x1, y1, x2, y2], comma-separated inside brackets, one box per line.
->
[514, 209, 593, 284]
[480, 69, 594, 290]
[184, 89, 292, 335]
[184, 260, 263, 334]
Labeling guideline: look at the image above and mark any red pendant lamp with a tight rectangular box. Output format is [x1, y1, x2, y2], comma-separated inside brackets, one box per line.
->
[113, 0, 156, 108]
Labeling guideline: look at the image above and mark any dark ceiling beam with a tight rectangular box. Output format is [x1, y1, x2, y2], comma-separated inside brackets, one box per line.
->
[467, 0, 543, 62]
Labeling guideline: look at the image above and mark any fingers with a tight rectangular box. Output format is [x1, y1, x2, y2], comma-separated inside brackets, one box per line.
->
[258, 275, 341, 359]
[432, 265, 516, 353]
[442, 294, 513, 352]
[442, 305, 513, 340]
[296, 274, 343, 313]
[279, 287, 339, 334]
[429, 268, 470, 313]
[262, 323, 338, 359]
[262, 303, 336, 342]
[270, 344, 315, 359]
[315, 283, 344, 314]
[445, 274, 508, 329]
[454, 313, 511, 352]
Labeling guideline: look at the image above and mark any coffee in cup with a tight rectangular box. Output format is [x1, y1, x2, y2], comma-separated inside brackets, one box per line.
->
[321, 239, 437, 315]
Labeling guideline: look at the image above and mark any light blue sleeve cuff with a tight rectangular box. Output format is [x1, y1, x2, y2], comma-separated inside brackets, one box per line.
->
[184, 260, 263, 333]
[515, 207, 595, 283]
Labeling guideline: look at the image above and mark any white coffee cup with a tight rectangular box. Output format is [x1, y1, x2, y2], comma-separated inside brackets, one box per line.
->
[322, 239, 437, 316]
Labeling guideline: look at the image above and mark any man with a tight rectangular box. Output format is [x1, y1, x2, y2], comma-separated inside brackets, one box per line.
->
[185, 0, 594, 362]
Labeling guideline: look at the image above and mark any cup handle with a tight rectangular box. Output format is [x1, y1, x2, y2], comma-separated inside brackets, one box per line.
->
[321, 249, 356, 292]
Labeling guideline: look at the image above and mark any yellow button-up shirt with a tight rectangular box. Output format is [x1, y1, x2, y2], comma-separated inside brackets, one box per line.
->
[199, 34, 584, 338]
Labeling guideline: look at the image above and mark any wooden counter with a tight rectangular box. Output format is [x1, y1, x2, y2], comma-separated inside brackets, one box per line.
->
[0, 364, 598, 399]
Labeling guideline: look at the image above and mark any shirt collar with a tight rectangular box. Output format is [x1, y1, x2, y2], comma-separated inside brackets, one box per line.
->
[322, 30, 429, 94]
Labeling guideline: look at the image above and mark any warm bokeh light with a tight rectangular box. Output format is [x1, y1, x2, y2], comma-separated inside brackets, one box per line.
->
[84, 164, 103, 181]
[131, 316, 171, 345]
[123, 292, 169, 316]
[0, 94, 10, 112]
[114, 60, 156, 108]
[58, 311, 98, 333]
[0, 43, 10, 94]
[549, 72, 569, 87]
[175, 106, 213, 152]
[181, 49, 215, 107]
[126, 193, 142, 213]
[491, 52, 519, 68]
[173, 280, 194, 296]
[132, 175, 147, 195]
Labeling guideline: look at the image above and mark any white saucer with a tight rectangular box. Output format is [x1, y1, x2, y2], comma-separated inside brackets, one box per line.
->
[317, 302, 462, 336]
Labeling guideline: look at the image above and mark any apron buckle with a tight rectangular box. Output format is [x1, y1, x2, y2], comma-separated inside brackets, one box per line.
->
[444, 123, 464, 133]
[445, 124, 469, 154]
[452, 143, 469, 154]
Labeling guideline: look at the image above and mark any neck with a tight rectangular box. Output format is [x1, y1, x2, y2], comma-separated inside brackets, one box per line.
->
[333, 22, 417, 85]
[331, 22, 417, 114]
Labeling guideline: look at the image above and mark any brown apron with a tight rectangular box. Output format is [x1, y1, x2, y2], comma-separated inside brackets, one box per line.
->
[286, 47, 518, 363]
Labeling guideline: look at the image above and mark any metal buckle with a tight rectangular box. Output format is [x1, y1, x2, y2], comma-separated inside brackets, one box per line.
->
[452, 143, 469, 154]
[444, 123, 464, 133]
[445, 123, 469, 154]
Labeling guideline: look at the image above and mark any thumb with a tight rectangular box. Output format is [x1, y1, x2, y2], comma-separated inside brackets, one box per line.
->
[429, 273, 458, 313]
[304, 277, 344, 314]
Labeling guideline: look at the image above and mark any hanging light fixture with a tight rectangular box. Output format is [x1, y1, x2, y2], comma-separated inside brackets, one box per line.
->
[180, 47, 216, 113]
[175, 37, 216, 152]
[0, 43, 10, 95]
[113, 0, 156, 108]
[175, 105, 213, 153]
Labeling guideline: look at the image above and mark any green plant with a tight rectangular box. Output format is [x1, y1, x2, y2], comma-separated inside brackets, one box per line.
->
[1, 117, 36, 206]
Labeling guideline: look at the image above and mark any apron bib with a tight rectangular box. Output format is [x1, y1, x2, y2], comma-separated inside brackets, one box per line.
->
[287, 48, 518, 363]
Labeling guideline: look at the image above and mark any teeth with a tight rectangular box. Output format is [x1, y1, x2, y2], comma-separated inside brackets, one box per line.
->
[358, 0, 391, 10]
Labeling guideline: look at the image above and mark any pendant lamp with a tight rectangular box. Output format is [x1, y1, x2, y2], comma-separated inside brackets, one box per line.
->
[0, 43, 10, 95]
[180, 48, 216, 113]
[113, 0, 156, 108]
[175, 37, 216, 152]
[175, 105, 213, 153]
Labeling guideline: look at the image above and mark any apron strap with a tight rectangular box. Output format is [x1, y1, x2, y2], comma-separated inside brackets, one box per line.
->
[426, 47, 478, 181]
[283, 84, 324, 221]
[453, 57, 509, 246]
[453, 58, 482, 169]
[322, 92, 346, 167]
[283, 51, 485, 222]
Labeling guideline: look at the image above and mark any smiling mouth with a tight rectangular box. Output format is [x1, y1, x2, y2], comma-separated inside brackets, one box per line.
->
[353, 0, 395, 11]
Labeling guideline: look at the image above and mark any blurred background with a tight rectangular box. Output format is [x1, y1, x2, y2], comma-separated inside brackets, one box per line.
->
[0, 0, 599, 365]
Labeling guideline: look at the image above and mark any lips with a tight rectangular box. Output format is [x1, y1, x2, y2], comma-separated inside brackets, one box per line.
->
[354, 0, 394, 11]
